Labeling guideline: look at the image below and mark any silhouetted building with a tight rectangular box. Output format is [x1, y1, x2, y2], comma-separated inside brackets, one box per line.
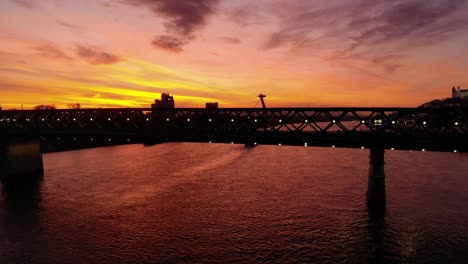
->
[452, 86, 468, 99]
[205, 102, 218, 109]
[152, 93, 175, 109]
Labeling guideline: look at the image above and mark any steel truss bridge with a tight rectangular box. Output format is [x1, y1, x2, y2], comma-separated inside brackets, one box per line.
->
[1, 107, 467, 152]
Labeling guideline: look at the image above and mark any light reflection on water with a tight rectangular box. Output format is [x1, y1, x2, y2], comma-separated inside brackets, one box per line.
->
[1, 143, 468, 263]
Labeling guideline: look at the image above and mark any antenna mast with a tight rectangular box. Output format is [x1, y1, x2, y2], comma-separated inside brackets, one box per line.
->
[258, 94, 267, 109]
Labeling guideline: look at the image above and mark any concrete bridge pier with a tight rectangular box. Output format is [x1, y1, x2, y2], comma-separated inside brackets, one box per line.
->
[367, 147, 386, 209]
[0, 139, 43, 181]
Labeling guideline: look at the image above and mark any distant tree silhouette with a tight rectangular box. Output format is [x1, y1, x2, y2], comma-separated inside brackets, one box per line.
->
[67, 103, 81, 109]
[419, 97, 468, 108]
[34, 104, 56, 110]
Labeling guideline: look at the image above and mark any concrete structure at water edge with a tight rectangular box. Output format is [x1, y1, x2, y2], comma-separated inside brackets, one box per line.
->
[0, 138, 43, 181]
[367, 147, 386, 209]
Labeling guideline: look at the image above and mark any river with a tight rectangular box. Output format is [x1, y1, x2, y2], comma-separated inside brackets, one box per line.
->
[1, 143, 468, 263]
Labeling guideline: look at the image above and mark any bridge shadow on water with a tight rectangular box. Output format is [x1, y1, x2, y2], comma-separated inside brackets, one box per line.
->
[1, 175, 43, 209]
[366, 209, 387, 264]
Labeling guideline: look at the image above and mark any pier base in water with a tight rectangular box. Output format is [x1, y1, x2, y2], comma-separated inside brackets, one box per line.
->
[0, 139, 43, 181]
[367, 147, 386, 209]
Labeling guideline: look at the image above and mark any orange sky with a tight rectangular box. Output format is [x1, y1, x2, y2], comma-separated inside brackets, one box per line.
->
[1, 0, 468, 109]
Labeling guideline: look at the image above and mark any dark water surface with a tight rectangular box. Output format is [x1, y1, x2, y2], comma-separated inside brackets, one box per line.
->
[1, 143, 468, 263]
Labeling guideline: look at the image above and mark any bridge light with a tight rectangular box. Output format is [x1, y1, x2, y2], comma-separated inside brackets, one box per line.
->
[146, 118, 149, 121]
[455, 122, 459, 126]
[187, 118, 190, 122]
[108, 118, 111, 121]
[73, 138, 76, 141]
[231, 119, 234, 122]
[254, 142, 257, 145]
[108, 138, 111, 141]
[13, 119, 16, 122]
[332, 120, 336, 123]
[332, 145, 335, 148]
[422, 121, 427, 125]
[305, 120, 308, 123]
[422, 149, 426, 151]
[278, 143, 282, 146]
[127, 118, 130, 121]
[279, 119, 282, 123]
[209, 119, 212, 122]
[361, 146, 365, 149]
[26, 118, 29, 121]
[304, 142, 308, 147]
[57, 118, 60, 121]
[231, 142, 234, 144]
[42, 118, 45, 121]
[166, 118, 170, 121]
[454, 150, 458, 153]
[90, 138, 93, 141]
[90, 118, 93, 121]
[391, 147, 394, 150]
[254, 119, 257, 122]
[127, 139, 130, 142]
[361, 120, 365, 124]
[73, 118, 76, 121]
[391, 121, 395, 124]
[209, 141, 212, 143]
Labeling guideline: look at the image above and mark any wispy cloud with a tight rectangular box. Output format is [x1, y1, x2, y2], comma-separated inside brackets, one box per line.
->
[265, 1, 468, 50]
[262, 0, 468, 72]
[75, 45, 122, 65]
[33, 43, 72, 60]
[56, 20, 79, 31]
[350, 0, 468, 49]
[228, 3, 269, 27]
[220, 37, 241, 44]
[11, 0, 37, 8]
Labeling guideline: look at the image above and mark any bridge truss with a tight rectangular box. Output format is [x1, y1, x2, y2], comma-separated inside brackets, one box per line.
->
[1, 108, 467, 152]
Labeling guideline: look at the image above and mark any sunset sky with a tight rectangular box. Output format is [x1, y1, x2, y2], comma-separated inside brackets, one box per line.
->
[1, 0, 468, 109]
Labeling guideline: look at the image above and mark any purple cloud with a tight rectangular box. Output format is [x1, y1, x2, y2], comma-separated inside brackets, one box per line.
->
[151, 35, 186, 53]
[123, 0, 219, 52]
[125, 0, 219, 36]
[75, 45, 122, 65]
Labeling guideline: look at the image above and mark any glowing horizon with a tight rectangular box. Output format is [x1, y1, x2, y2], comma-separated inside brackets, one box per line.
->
[1, 0, 468, 109]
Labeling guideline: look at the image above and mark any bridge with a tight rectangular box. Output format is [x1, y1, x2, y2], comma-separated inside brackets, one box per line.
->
[1, 107, 467, 209]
